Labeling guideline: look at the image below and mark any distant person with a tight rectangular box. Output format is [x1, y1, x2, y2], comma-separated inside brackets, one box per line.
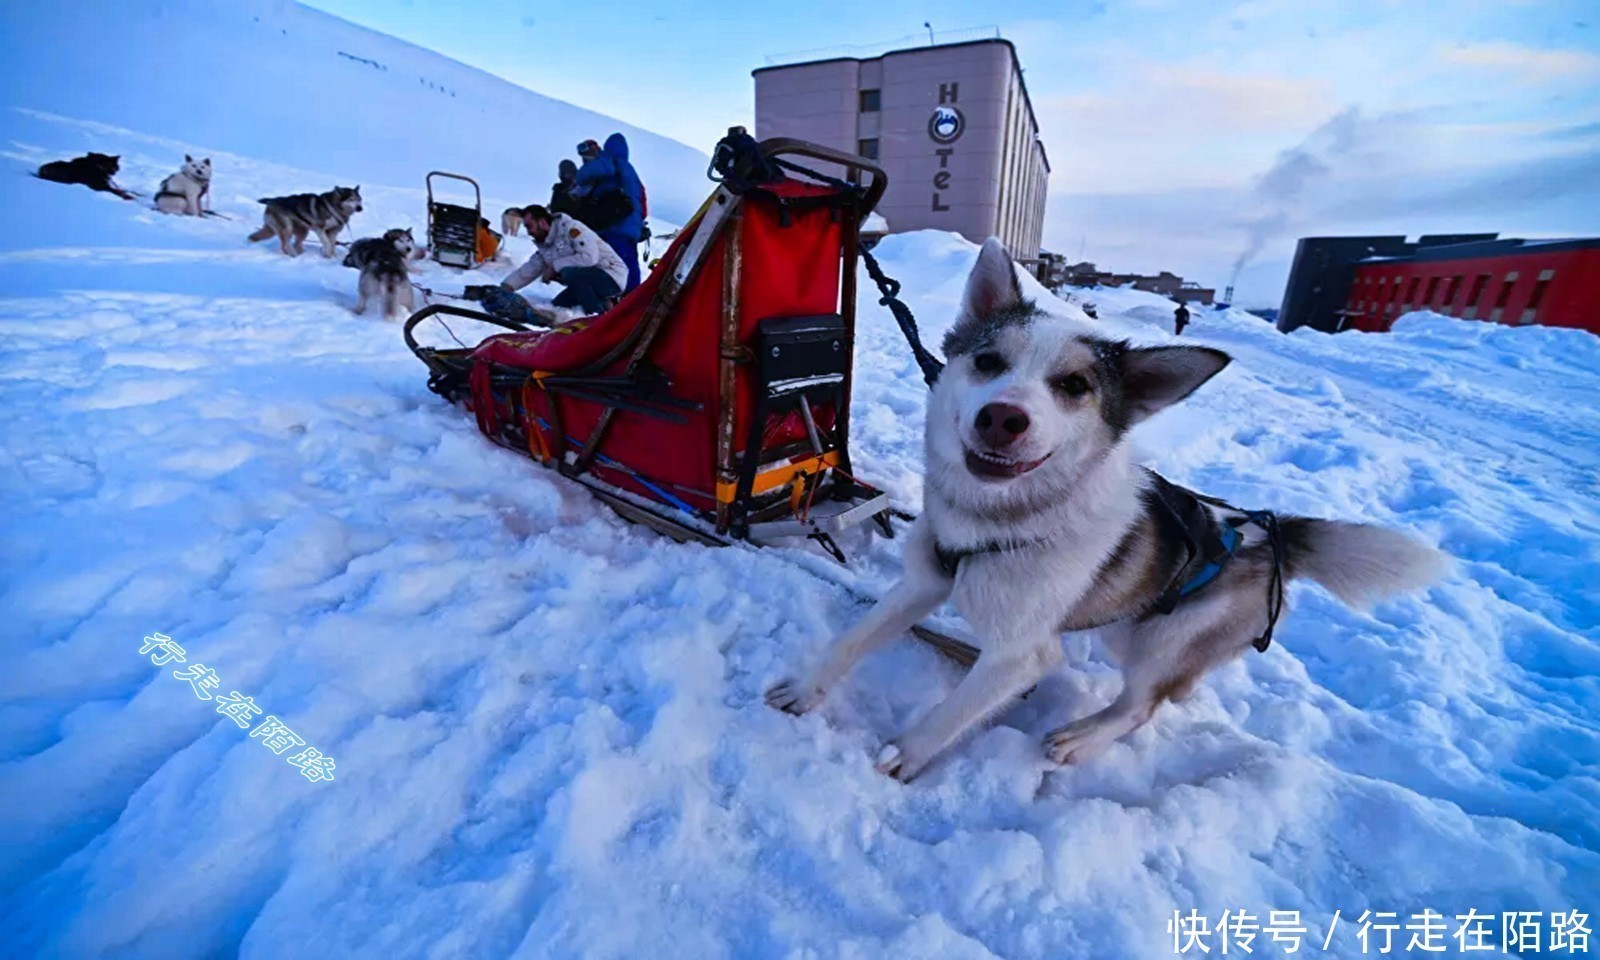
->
[500, 204, 626, 316]
[1082, 301, 1098, 319]
[574, 133, 646, 292]
[549, 159, 581, 219]
[566, 141, 603, 227]
[1174, 302, 1190, 336]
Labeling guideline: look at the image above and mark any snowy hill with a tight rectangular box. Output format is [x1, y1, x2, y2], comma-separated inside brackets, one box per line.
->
[4, 5, 1600, 958]
[2, 0, 710, 227]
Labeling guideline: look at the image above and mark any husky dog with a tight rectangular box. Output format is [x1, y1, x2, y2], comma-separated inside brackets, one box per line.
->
[247, 185, 362, 257]
[344, 227, 418, 268]
[501, 207, 523, 238]
[36, 152, 134, 199]
[154, 154, 212, 215]
[767, 238, 1448, 782]
[344, 228, 415, 320]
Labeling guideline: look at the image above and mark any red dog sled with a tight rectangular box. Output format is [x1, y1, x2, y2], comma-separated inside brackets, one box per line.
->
[405, 137, 898, 561]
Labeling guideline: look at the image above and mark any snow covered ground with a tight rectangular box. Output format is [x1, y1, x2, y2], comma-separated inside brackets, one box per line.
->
[3, 0, 711, 228]
[3, 3, 1598, 958]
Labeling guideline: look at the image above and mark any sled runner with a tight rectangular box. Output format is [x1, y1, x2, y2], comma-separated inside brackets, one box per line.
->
[426, 171, 484, 268]
[406, 136, 898, 562]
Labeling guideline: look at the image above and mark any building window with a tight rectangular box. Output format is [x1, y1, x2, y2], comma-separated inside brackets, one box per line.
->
[1423, 276, 1441, 305]
[1495, 273, 1518, 309]
[858, 89, 881, 113]
[1466, 274, 1490, 306]
[856, 138, 879, 160]
[1404, 277, 1421, 306]
[1523, 269, 1554, 324]
[1462, 273, 1490, 318]
[1489, 271, 1518, 322]
[1443, 275, 1462, 307]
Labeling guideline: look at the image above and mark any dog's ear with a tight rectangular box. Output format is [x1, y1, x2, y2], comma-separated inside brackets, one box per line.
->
[1118, 346, 1231, 424]
[186, 154, 192, 161]
[943, 237, 1034, 357]
[962, 237, 1022, 319]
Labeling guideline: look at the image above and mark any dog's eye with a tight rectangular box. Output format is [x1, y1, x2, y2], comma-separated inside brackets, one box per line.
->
[972, 352, 1007, 374]
[1052, 373, 1092, 398]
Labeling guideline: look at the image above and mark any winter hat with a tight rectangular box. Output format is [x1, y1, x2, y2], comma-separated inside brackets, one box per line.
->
[577, 139, 601, 159]
[558, 158, 578, 178]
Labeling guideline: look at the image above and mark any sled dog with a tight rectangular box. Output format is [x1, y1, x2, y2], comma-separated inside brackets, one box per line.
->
[344, 227, 418, 268]
[501, 207, 523, 238]
[767, 238, 1448, 781]
[344, 228, 416, 320]
[154, 155, 212, 216]
[36, 153, 134, 199]
[247, 185, 362, 257]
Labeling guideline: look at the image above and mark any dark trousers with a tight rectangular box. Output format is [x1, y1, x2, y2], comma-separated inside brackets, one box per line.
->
[599, 228, 641, 291]
[553, 266, 621, 316]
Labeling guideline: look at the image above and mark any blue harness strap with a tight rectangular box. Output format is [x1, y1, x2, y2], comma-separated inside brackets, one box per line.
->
[1175, 521, 1242, 598]
[1147, 474, 1286, 651]
[1145, 474, 1245, 613]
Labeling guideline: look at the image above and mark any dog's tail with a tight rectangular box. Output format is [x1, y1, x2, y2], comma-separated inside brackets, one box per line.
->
[1283, 518, 1449, 610]
[247, 224, 274, 243]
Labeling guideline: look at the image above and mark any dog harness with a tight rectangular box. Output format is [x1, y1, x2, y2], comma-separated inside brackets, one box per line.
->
[932, 472, 1287, 652]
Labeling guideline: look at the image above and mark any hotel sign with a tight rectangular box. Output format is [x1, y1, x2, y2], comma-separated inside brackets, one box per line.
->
[930, 81, 961, 212]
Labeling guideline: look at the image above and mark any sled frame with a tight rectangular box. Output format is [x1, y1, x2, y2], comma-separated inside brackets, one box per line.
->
[427, 171, 482, 269]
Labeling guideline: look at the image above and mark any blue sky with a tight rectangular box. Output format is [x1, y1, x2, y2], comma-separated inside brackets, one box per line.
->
[303, 0, 1600, 305]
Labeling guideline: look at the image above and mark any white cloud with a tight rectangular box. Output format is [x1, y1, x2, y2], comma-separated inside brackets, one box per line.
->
[1035, 65, 1336, 192]
[1440, 42, 1600, 83]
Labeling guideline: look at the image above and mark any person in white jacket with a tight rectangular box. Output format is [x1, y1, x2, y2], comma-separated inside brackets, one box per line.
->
[500, 205, 628, 316]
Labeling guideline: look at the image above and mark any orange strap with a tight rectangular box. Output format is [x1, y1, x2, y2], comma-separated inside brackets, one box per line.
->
[716, 451, 840, 504]
[521, 376, 553, 463]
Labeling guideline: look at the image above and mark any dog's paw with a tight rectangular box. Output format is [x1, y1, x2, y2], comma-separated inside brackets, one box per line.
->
[874, 741, 930, 782]
[1043, 718, 1115, 765]
[764, 678, 824, 715]
[874, 743, 906, 780]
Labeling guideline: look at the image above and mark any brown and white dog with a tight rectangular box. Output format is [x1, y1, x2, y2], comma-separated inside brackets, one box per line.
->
[768, 238, 1448, 781]
[501, 207, 523, 238]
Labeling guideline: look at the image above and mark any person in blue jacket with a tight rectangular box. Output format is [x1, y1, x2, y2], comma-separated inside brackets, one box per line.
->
[574, 133, 645, 292]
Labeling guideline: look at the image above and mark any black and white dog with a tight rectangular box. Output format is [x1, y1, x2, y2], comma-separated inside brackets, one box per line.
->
[769, 238, 1448, 781]
[154, 155, 212, 216]
[343, 227, 417, 320]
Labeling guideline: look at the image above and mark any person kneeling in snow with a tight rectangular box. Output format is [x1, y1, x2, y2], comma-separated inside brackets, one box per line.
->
[500, 204, 627, 317]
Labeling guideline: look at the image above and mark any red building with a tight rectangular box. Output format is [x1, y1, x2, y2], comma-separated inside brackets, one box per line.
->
[1343, 237, 1600, 334]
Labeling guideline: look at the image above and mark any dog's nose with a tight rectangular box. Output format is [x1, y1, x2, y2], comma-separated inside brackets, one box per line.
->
[975, 402, 1030, 448]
